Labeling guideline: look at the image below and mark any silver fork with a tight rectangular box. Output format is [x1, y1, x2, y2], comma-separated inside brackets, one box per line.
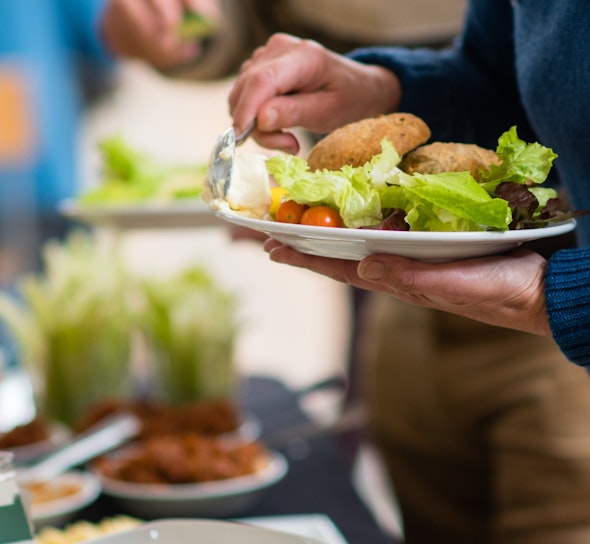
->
[207, 121, 255, 200]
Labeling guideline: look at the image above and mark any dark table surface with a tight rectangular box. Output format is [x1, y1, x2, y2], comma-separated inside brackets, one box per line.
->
[80, 375, 400, 544]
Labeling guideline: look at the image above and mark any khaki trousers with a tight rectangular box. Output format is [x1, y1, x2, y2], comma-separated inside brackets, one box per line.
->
[358, 293, 590, 544]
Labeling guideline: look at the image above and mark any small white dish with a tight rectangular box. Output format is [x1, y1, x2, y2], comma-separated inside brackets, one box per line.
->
[22, 470, 101, 529]
[95, 450, 288, 518]
[60, 199, 221, 230]
[80, 518, 324, 544]
[213, 209, 576, 262]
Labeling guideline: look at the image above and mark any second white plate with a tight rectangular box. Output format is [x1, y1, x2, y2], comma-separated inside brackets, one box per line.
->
[213, 209, 576, 262]
[95, 450, 288, 519]
[60, 199, 221, 230]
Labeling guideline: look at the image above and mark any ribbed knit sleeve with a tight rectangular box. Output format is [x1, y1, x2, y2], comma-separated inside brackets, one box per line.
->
[348, 0, 534, 148]
[545, 247, 590, 368]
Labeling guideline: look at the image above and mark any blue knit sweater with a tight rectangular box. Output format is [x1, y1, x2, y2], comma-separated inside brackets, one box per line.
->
[349, 0, 590, 367]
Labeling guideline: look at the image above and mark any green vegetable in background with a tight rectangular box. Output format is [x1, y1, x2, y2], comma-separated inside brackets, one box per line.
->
[0, 232, 133, 427]
[137, 267, 239, 405]
[80, 135, 207, 205]
[0, 231, 241, 424]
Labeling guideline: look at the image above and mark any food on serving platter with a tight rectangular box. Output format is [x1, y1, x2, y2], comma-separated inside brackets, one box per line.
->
[208, 113, 584, 232]
[74, 398, 241, 438]
[307, 112, 431, 171]
[0, 416, 50, 449]
[78, 135, 207, 205]
[93, 434, 269, 484]
[35, 516, 141, 544]
[22, 479, 81, 506]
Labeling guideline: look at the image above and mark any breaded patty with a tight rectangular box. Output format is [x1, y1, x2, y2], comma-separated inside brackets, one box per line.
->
[399, 142, 500, 180]
[307, 112, 431, 171]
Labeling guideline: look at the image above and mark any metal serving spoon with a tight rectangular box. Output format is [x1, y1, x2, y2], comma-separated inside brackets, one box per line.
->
[207, 121, 255, 200]
[19, 412, 141, 483]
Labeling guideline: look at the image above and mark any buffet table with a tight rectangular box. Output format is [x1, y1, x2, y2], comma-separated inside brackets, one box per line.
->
[75, 375, 401, 544]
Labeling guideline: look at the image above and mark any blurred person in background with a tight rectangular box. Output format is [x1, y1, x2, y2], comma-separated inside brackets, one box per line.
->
[102, 0, 466, 78]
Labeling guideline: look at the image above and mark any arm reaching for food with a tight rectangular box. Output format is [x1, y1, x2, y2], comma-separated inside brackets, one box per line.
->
[228, 33, 402, 154]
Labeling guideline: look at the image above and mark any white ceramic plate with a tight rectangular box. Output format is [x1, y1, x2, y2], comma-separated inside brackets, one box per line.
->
[8, 422, 71, 464]
[60, 199, 222, 230]
[81, 519, 324, 544]
[241, 514, 349, 544]
[95, 450, 288, 519]
[23, 470, 101, 529]
[213, 209, 577, 262]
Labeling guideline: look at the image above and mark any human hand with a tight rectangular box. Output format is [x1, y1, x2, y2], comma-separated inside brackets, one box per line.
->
[101, 0, 219, 70]
[263, 239, 552, 336]
[228, 33, 402, 154]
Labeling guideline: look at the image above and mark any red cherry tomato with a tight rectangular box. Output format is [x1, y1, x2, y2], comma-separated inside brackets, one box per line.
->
[300, 206, 344, 228]
[276, 200, 309, 224]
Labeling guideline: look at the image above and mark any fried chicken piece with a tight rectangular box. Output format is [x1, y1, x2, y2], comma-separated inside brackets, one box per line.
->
[399, 142, 500, 180]
[307, 112, 431, 171]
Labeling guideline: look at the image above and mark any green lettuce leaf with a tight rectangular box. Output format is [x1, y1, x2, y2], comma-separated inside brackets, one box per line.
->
[379, 171, 511, 231]
[266, 154, 383, 228]
[479, 126, 558, 193]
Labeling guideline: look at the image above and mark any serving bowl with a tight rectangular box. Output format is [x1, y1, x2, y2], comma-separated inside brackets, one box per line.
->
[94, 449, 288, 518]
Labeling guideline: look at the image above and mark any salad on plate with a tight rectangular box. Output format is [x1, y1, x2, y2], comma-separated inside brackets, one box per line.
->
[204, 113, 583, 234]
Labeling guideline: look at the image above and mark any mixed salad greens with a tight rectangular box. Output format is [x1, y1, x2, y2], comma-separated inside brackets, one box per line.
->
[79, 136, 207, 205]
[267, 127, 579, 232]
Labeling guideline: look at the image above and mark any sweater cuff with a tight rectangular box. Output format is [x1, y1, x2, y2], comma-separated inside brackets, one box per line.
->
[545, 247, 590, 368]
[348, 46, 455, 141]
